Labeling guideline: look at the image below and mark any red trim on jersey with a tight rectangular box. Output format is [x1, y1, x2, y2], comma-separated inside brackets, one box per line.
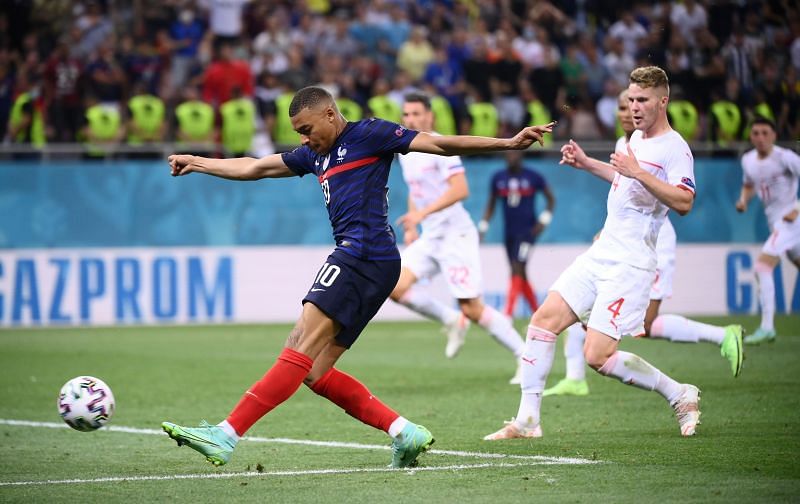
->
[676, 184, 696, 196]
[639, 159, 664, 171]
[497, 188, 536, 197]
[318, 156, 379, 182]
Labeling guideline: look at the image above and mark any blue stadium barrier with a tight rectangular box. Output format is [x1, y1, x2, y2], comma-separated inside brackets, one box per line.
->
[0, 157, 771, 248]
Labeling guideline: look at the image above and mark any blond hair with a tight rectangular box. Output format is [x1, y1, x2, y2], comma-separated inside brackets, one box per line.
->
[629, 66, 669, 95]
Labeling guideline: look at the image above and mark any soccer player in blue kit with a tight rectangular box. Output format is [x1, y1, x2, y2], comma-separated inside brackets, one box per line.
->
[479, 151, 555, 317]
[162, 86, 554, 469]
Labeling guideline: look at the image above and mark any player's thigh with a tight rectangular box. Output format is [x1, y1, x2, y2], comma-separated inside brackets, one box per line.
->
[288, 301, 342, 357]
[401, 235, 440, 280]
[587, 263, 654, 340]
[548, 254, 601, 329]
[391, 266, 419, 300]
[436, 227, 483, 299]
[762, 218, 800, 259]
[531, 290, 580, 334]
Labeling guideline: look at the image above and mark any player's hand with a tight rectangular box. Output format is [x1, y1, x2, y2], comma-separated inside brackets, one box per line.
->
[783, 208, 799, 222]
[509, 121, 556, 149]
[559, 139, 587, 169]
[735, 199, 747, 213]
[610, 144, 644, 179]
[403, 226, 419, 245]
[168, 154, 197, 176]
[396, 210, 425, 232]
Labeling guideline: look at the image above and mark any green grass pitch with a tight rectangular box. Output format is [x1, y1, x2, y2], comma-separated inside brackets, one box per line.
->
[1, 315, 798, 502]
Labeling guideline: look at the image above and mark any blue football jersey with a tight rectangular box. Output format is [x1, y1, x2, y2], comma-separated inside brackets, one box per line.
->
[490, 167, 547, 236]
[282, 119, 418, 260]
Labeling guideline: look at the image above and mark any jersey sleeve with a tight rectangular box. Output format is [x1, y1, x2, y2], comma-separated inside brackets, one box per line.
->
[666, 143, 696, 195]
[782, 148, 800, 177]
[438, 153, 465, 179]
[366, 118, 419, 155]
[741, 156, 754, 186]
[280, 146, 315, 177]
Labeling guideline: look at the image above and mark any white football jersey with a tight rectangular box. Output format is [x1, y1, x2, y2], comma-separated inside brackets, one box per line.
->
[656, 215, 677, 261]
[741, 146, 800, 230]
[590, 129, 694, 270]
[398, 134, 475, 237]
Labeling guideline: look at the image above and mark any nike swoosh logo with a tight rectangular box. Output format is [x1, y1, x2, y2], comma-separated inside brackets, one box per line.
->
[310, 288, 326, 292]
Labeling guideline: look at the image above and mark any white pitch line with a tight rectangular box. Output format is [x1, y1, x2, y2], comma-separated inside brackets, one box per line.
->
[0, 461, 560, 488]
[0, 418, 601, 466]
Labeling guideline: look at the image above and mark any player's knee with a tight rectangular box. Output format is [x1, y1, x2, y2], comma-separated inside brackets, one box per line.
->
[460, 299, 483, 321]
[754, 257, 775, 273]
[584, 347, 613, 371]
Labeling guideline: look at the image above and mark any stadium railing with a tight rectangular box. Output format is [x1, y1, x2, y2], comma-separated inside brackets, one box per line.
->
[0, 141, 796, 160]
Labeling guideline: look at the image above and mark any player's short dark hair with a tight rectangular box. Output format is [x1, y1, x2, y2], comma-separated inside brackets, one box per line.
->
[630, 66, 669, 94]
[289, 86, 334, 117]
[750, 116, 776, 131]
[403, 92, 432, 110]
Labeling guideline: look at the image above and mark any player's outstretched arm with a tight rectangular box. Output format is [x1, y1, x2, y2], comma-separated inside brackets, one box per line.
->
[610, 144, 694, 215]
[169, 154, 295, 180]
[559, 139, 615, 183]
[735, 184, 755, 213]
[409, 122, 556, 156]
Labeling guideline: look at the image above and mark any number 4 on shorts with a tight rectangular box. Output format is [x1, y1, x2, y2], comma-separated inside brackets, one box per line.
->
[607, 298, 625, 319]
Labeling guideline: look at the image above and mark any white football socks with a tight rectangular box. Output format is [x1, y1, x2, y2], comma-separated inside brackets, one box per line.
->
[398, 287, 460, 325]
[598, 351, 682, 403]
[650, 314, 725, 345]
[217, 420, 241, 441]
[388, 416, 408, 438]
[755, 262, 776, 331]
[478, 306, 525, 357]
[564, 323, 587, 380]
[514, 325, 557, 428]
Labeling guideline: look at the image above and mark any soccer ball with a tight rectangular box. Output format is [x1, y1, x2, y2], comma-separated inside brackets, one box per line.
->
[57, 376, 115, 432]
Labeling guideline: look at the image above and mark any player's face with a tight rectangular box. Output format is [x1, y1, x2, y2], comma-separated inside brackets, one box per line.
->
[291, 104, 338, 154]
[627, 84, 666, 132]
[749, 124, 776, 153]
[617, 94, 634, 135]
[402, 101, 433, 132]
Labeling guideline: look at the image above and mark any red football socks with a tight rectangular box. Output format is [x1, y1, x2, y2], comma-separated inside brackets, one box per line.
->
[309, 367, 399, 433]
[520, 278, 539, 312]
[505, 276, 522, 316]
[226, 347, 313, 436]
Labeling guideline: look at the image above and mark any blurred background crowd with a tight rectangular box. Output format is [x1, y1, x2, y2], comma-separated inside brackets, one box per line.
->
[2, 0, 799, 156]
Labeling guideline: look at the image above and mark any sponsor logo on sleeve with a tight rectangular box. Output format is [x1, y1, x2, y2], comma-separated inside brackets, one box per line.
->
[681, 177, 696, 190]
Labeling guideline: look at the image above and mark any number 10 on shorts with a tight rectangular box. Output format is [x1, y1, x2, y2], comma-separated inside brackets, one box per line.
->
[315, 262, 341, 287]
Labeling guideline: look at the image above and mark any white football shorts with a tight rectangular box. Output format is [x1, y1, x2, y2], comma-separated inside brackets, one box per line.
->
[762, 217, 800, 260]
[402, 227, 483, 299]
[550, 252, 655, 340]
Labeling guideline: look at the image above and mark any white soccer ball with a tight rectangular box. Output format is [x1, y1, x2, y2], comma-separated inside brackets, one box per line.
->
[57, 376, 115, 432]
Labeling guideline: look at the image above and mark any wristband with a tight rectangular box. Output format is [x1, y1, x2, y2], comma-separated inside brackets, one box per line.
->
[538, 210, 553, 226]
[478, 219, 489, 233]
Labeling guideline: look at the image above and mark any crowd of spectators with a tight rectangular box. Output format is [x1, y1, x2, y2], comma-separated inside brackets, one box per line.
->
[2, 0, 799, 154]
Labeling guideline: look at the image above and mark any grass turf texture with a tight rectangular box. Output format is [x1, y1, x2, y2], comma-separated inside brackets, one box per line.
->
[0, 315, 798, 502]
